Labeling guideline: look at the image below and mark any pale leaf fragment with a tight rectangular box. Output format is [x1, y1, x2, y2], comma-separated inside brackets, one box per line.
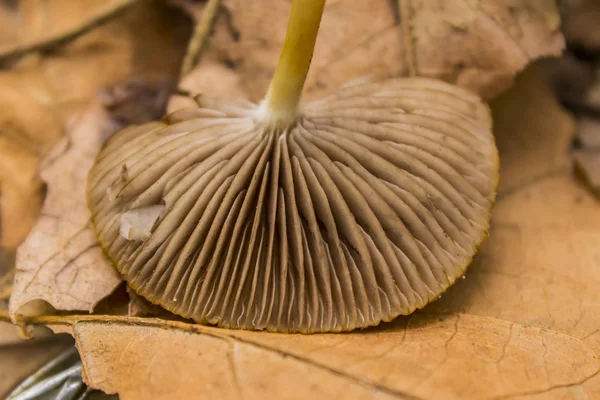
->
[9, 104, 122, 319]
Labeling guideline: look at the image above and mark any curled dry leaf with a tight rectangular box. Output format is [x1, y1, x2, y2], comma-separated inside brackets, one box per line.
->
[0, 0, 191, 314]
[0, 0, 190, 266]
[9, 104, 122, 319]
[184, 0, 564, 101]
[3, 0, 191, 315]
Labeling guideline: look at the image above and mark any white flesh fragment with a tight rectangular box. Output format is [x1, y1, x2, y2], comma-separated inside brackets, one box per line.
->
[119, 205, 166, 241]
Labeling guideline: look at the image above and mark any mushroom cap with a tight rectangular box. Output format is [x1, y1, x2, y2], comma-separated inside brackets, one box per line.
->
[87, 78, 498, 333]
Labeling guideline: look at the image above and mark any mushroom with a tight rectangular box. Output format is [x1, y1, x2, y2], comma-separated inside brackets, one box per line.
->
[87, 0, 498, 333]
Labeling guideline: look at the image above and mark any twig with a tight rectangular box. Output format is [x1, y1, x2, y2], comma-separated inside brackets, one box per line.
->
[0, 0, 141, 64]
[179, 0, 222, 77]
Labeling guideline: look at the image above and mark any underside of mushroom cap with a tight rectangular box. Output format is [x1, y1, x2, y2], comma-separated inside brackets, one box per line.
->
[87, 77, 499, 333]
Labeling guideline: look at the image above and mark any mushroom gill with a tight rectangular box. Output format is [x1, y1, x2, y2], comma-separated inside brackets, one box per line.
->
[87, 0, 498, 333]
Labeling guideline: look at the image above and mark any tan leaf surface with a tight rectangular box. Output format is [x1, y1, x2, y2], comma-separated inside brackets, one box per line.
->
[19, 313, 593, 400]
[183, 0, 564, 102]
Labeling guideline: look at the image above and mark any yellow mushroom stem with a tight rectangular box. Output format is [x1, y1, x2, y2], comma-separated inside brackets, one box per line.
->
[260, 0, 326, 129]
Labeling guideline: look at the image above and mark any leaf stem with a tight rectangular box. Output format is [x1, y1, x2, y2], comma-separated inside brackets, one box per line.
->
[261, 0, 326, 129]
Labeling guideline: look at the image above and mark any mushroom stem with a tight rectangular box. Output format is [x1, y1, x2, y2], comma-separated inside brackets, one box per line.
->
[261, 0, 326, 129]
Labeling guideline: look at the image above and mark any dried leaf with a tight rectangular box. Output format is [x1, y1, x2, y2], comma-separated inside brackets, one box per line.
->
[183, 0, 564, 102]
[9, 104, 122, 318]
[2, 0, 191, 315]
[28, 313, 597, 400]
[0, 0, 191, 253]
[403, 0, 564, 99]
[26, 0, 190, 120]
[8, 74, 189, 319]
